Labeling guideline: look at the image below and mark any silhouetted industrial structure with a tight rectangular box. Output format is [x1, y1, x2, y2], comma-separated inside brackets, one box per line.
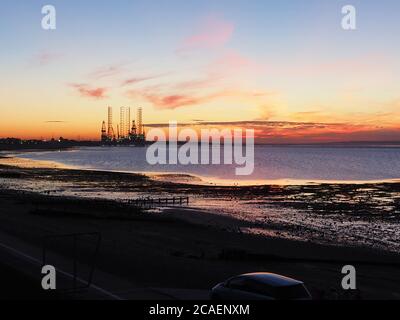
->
[101, 121, 107, 142]
[107, 106, 113, 140]
[137, 107, 143, 135]
[101, 106, 146, 145]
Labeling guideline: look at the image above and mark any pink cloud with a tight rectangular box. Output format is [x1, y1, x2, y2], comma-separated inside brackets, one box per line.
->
[178, 15, 234, 52]
[127, 85, 273, 110]
[31, 52, 63, 66]
[127, 90, 224, 109]
[171, 73, 224, 91]
[148, 94, 203, 109]
[121, 73, 169, 87]
[144, 120, 400, 143]
[88, 63, 128, 80]
[209, 50, 265, 76]
[265, 53, 391, 79]
[70, 84, 108, 99]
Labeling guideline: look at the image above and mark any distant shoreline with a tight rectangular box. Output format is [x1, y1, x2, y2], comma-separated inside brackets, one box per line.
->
[2, 139, 400, 152]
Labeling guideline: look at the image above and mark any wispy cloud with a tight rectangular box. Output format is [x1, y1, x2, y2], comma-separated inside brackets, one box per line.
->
[88, 62, 129, 80]
[70, 83, 108, 99]
[126, 90, 225, 109]
[44, 121, 67, 123]
[265, 53, 391, 79]
[30, 52, 63, 66]
[127, 86, 273, 110]
[151, 14, 269, 114]
[177, 15, 234, 53]
[210, 50, 265, 77]
[146, 120, 345, 128]
[121, 73, 168, 87]
[145, 119, 400, 143]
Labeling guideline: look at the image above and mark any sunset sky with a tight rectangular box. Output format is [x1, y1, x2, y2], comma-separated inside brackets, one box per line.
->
[1, 0, 400, 143]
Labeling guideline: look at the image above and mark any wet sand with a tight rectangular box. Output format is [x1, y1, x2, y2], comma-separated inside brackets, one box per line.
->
[1, 155, 399, 251]
[0, 156, 400, 299]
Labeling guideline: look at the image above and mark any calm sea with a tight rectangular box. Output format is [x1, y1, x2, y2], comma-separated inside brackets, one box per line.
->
[16, 145, 400, 185]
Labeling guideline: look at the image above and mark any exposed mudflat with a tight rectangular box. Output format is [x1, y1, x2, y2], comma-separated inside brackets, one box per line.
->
[1, 156, 399, 253]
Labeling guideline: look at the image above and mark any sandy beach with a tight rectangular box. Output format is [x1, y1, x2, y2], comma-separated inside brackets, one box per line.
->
[0, 155, 399, 299]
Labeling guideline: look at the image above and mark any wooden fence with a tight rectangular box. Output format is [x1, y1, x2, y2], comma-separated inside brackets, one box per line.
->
[126, 196, 190, 208]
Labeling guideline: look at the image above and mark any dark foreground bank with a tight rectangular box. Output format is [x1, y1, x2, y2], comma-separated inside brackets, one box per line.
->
[0, 188, 399, 300]
[0, 158, 399, 299]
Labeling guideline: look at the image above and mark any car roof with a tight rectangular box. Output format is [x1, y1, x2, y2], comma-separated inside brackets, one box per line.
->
[234, 273, 303, 287]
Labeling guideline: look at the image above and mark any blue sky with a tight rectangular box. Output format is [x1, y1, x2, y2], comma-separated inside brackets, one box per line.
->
[1, 0, 400, 142]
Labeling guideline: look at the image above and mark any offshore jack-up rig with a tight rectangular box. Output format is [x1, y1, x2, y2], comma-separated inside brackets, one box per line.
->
[101, 106, 146, 146]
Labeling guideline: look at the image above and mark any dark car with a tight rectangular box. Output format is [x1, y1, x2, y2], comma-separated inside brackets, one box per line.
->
[211, 272, 312, 300]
